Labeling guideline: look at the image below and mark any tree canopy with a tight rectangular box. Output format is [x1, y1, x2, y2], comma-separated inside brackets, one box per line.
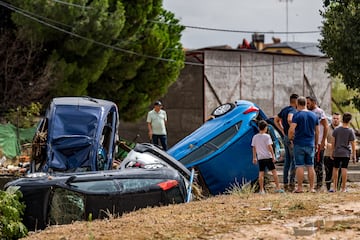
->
[0, 0, 185, 121]
[320, 0, 360, 110]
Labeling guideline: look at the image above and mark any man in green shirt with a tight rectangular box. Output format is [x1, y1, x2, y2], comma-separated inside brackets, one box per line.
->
[147, 101, 168, 150]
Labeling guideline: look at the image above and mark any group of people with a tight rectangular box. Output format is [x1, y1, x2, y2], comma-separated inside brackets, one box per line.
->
[252, 94, 357, 194]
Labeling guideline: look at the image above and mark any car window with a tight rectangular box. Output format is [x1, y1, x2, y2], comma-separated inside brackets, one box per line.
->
[70, 178, 173, 194]
[49, 188, 85, 225]
[180, 121, 242, 165]
[267, 125, 285, 160]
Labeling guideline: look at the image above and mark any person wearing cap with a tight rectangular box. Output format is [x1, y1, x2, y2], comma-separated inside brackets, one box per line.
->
[306, 96, 329, 191]
[147, 101, 168, 150]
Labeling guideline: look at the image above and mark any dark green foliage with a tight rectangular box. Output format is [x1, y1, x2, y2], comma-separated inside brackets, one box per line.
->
[1, 0, 185, 121]
[320, 0, 360, 110]
[0, 187, 28, 239]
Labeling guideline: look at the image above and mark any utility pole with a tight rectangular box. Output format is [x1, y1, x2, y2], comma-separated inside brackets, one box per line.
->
[279, 0, 293, 42]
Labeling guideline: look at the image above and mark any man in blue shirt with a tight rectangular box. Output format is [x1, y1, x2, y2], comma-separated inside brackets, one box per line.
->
[274, 93, 298, 191]
[288, 96, 319, 193]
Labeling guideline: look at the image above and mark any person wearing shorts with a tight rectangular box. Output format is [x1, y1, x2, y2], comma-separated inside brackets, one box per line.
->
[251, 120, 284, 194]
[288, 96, 319, 193]
[330, 112, 356, 192]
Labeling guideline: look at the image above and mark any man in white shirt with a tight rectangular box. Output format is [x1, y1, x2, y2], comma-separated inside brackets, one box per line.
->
[147, 101, 168, 150]
[306, 96, 329, 191]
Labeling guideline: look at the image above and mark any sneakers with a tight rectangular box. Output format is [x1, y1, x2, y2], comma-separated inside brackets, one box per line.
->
[274, 189, 285, 193]
[259, 190, 266, 194]
[328, 189, 336, 193]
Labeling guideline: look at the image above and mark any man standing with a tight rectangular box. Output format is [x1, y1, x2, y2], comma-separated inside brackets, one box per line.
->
[274, 93, 298, 191]
[306, 96, 329, 190]
[323, 112, 341, 191]
[289, 96, 319, 193]
[147, 101, 168, 150]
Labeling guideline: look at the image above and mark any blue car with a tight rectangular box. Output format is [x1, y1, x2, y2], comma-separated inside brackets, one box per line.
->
[167, 100, 284, 195]
[31, 97, 119, 173]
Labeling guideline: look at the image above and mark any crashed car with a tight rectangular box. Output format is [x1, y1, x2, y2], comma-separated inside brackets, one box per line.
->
[5, 143, 193, 231]
[167, 100, 284, 195]
[31, 96, 119, 173]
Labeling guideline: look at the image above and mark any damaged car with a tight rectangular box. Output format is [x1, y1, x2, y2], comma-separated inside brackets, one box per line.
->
[31, 96, 119, 172]
[167, 100, 284, 195]
[5, 143, 194, 230]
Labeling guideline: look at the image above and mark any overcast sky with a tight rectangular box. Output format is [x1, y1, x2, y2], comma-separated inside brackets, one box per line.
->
[163, 0, 324, 49]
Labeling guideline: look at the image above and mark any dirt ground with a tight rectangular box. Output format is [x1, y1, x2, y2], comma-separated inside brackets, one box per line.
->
[22, 183, 360, 240]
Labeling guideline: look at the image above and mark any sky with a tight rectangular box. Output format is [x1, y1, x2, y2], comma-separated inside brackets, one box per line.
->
[163, 0, 324, 49]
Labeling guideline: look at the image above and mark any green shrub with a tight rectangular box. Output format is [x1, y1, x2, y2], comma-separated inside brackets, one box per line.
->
[0, 187, 28, 239]
[4, 102, 42, 128]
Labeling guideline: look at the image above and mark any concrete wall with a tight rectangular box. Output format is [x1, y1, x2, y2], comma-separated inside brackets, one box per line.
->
[119, 54, 204, 147]
[119, 49, 331, 149]
[204, 50, 331, 118]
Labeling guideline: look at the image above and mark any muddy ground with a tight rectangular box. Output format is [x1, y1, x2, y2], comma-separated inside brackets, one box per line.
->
[22, 182, 360, 240]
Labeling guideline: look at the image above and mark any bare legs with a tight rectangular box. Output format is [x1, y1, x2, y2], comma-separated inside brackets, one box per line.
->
[333, 167, 348, 192]
[295, 166, 315, 192]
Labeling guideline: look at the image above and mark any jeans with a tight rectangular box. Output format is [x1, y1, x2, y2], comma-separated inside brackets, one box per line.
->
[314, 148, 324, 187]
[152, 134, 168, 151]
[283, 136, 295, 185]
[324, 156, 343, 190]
[294, 145, 315, 167]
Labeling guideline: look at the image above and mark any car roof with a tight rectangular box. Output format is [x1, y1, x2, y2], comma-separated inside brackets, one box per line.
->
[51, 96, 117, 109]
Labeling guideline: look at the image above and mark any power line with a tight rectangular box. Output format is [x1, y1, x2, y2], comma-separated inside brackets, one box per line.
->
[52, 0, 91, 9]
[150, 20, 321, 35]
[0, 1, 325, 69]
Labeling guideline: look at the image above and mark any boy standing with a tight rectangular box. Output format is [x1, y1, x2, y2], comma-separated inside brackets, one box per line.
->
[330, 112, 357, 192]
[251, 120, 284, 194]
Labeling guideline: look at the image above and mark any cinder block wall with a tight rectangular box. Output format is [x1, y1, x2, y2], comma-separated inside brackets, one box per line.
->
[119, 49, 331, 150]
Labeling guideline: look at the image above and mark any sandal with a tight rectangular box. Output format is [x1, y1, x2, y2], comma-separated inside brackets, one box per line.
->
[293, 189, 304, 193]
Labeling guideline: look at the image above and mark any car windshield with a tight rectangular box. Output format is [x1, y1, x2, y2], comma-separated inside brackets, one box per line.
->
[180, 121, 242, 165]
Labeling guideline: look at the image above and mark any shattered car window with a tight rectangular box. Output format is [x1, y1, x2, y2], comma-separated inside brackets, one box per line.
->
[49, 188, 85, 225]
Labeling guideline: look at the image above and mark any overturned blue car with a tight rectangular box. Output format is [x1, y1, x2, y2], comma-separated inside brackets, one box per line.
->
[167, 100, 284, 195]
[31, 96, 119, 173]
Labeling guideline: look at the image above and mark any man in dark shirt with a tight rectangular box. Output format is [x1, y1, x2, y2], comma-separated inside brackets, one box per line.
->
[274, 93, 298, 191]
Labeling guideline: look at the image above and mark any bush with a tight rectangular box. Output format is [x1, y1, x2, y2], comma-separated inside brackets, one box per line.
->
[0, 187, 28, 239]
[4, 102, 42, 128]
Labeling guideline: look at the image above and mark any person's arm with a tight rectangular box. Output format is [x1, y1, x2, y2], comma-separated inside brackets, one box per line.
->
[274, 115, 284, 136]
[164, 111, 168, 125]
[351, 140, 356, 163]
[268, 144, 276, 163]
[330, 134, 335, 160]
[147, 122, 153, 140]
[288, 122, 296, 141]
[287, 113, 294, 126]
[320, 118, 328, 150]
[252, 147, 257, 165]
[315, 124, 320, 150]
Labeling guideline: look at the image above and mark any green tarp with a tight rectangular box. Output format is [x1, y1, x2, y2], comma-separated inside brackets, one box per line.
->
[0, 124, 36, 159]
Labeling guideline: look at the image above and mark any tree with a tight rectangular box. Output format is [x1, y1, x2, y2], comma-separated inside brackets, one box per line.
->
[319, 0, 360, 110]
[0, 0, 185, 121]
